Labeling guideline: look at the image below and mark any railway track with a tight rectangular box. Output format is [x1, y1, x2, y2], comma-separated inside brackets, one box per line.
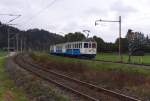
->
[14, 54, 141, 101]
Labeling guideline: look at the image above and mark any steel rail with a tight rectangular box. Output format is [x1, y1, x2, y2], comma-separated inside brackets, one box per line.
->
[14, 55, 100, 101]
[21, 54, 141, 101]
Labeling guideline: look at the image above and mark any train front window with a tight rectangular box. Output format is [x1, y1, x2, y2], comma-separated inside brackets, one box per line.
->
[84, 43, 88, 48]
[92, 43, 96, 48]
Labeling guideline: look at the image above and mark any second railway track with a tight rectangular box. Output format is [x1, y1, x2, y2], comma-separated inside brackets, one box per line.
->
[14, 54, 141, 101]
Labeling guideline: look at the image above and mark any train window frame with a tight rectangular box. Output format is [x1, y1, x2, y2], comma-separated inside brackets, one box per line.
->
[73, 44, 74, 48]
[92, 43, 96, 48]
[89, 43, 92, 48]
[84, 43, 88, 48]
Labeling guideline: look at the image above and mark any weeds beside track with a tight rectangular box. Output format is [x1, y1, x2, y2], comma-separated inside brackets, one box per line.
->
[14, 54, 141, 101]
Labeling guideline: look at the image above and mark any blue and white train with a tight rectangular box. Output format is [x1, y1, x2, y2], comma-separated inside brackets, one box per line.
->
[50, 41, 97, 58]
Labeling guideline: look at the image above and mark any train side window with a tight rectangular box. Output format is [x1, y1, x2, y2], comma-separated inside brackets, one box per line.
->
[80, 43, 82, 48]
[92, 43, 96, 48]
[84, 43, 88, 48]
[89, 43, 91, 48]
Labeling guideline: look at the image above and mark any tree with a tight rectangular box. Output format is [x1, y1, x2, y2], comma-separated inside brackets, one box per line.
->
[126, 29, 146, 62]
[115, 38, 128, 53]
[64, 32, 86, 42]
[93, 36, 105, 52]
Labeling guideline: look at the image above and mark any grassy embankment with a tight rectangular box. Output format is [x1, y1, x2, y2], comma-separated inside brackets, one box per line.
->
[31, 52, 150, 100]
[0, 52, 29, 101]
[0, 51, 7, 57]
[96, 53, 150, 64]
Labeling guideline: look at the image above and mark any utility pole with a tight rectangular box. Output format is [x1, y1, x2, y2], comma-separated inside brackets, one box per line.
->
[118, 16, 121, 60]
[16, 33, 19, 52]
[7, 24, 18, 54]
[21, 37, 23, 53]
[95, 16, 122, 61]
[7, 28, 10, 54]
[0, 14, 21, 54]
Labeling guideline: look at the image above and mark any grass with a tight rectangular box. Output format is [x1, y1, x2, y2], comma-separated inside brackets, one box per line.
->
[0, 51, 7, 57]
[0, 54, 29, 101]
[31, 52, 150, 99]
[32, 52, 150, 76]
[96, 52, 150, 64]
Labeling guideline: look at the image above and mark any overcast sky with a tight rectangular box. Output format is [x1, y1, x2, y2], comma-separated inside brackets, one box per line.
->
[0, 0, 150, 42]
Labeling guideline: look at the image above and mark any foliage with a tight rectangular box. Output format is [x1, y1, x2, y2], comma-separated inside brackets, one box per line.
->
[64, 32, 86, 42]
[115, 38, 128, 53]
[31, 52, 150, 99]
[0, 56, 29, 101]
[93, 36, 104, 52]
[126, 29, 147, 56]
[31, 52, 150, 75]
[1, 21, 150, 54]
[0, 22, 65, 51]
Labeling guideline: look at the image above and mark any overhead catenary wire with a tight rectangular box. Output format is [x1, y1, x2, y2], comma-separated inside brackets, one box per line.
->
[20, 0, 59, 28]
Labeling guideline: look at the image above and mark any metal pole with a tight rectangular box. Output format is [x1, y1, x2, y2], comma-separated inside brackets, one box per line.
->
[7, 28, 10, 55]
[16, 33, 19, 52]
[95, 16, 122, 61]
[119, 16, 122, 61]
[21, 38, 23, 53]
[23, 37, 26, 52]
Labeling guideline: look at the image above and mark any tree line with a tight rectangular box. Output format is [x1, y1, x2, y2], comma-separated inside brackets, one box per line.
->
[0, 22, 150, 54]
